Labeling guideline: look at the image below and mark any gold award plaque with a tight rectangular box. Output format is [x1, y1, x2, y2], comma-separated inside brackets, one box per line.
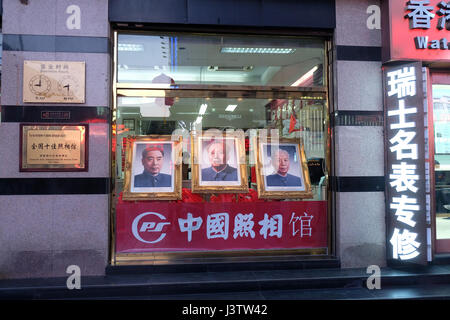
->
[20, 124, 88, 171]
[23, 60, 86, 103]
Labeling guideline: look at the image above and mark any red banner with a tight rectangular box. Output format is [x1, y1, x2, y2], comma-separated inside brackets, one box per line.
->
[115, 201, 327, 253]
[385, 0, 450, 61]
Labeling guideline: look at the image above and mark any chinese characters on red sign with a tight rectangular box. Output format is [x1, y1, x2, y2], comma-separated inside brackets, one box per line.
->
[115, 201, 327, 253]
[384, 0, 450, 61]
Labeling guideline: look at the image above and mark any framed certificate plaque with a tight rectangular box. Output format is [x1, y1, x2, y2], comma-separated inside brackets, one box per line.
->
[20, 124, 88, 172]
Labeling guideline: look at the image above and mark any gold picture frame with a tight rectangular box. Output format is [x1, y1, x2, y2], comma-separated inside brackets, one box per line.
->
[254, 137, 313, 199]
[122, 135, 182, 201]
[191, 131, 248, 193]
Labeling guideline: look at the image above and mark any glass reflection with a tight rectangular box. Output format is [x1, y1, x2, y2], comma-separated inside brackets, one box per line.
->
[117, 34, 325, 87]
[113, 96, 327, 201]
[432, 85, 450, 240]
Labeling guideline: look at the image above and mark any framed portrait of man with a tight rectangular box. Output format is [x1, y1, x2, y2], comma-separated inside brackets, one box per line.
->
[122, 135, 182, 200]
[191, 131, 248, 193]
[254, 137, 313, 199]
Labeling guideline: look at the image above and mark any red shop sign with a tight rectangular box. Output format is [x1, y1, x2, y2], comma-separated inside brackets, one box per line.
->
[115, 201, 328, 253]
[383, 0, 450, 62]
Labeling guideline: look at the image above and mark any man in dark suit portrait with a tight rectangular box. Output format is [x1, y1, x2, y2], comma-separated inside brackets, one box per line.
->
[201, 140, 238, 181]
[266, 148, 302, 187]
[134, 144, 172, 188]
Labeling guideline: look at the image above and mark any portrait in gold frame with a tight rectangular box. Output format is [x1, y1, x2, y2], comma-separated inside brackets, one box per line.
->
[122, 135, 182, 201]
[254, 137, 313, 199]
[191, 131, 248, 193]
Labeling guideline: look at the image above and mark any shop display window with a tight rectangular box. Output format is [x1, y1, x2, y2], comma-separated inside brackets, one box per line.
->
[112, 32, 330, 261]
[431, 83, 450, 250]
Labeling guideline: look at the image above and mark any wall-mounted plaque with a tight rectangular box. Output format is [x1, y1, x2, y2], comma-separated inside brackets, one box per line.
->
[20, 124, 88, 172]
[23, 61, 85, 103]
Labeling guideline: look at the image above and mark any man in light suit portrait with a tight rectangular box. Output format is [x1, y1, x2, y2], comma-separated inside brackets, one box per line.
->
[201, 140, 238, 182]
[266, 148, 302, 187]
[134, 144, 172, 188]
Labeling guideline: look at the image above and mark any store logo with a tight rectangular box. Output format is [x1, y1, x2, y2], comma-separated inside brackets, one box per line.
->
[132, 212, 170, 244]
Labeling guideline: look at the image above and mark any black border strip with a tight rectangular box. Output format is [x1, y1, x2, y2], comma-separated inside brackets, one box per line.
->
[3, 34, 110, 53]
[1, 176, 383, 194]
[0, 178, 110, 195]
[109, 0, 336, 29]
[336, 45, 382, 62]
[1, 106, 110, 123]
[333, 111, 383, 126]
[330, 176, 385, 192]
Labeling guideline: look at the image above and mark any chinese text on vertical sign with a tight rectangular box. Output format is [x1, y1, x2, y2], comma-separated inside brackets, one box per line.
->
[386, 65, 423, 261]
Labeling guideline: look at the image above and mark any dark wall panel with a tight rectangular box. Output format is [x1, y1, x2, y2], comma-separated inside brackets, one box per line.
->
[109, 0, 335, 29]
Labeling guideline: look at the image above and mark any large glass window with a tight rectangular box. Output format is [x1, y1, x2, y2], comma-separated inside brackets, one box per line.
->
[432, 84, 450, 247]
[114, 95, 328, 196]
[112, 32, 330, 262]
[117, 33, 325, 87]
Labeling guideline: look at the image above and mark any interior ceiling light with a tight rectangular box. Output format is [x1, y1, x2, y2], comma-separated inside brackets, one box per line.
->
[195, 116, 203, 124]
[208, 66, 253, 72]
[221, 47, 296, 54]
[120, 97, 154, 105]
[225, 104, 237, 112]
[291, 65, 318, 87]
[199, 104, 208, 115]
[118, 43, 144, 52]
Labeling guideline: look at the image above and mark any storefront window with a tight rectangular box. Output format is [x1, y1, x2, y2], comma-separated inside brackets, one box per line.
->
[432, 84, 450, 247]
[117, 33, 324, 87]
[115, 95, 327, 196]
[112, 32, 330, 262]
